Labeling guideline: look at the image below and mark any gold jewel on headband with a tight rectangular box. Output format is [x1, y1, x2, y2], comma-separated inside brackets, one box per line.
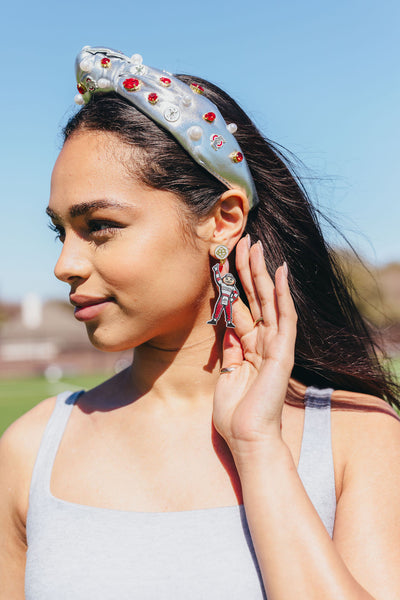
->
[74, 46, 259, 209]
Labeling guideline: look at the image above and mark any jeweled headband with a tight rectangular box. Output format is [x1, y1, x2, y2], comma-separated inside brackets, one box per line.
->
[74, 46, 259, 209]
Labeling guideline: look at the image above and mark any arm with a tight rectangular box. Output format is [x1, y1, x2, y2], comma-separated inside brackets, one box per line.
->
[234, 414, 400, 600]
[212, 237, 400, 600]
[0, 397, 56, 599]
[331, 404, 400, 599]
[0, 425, 29, 598]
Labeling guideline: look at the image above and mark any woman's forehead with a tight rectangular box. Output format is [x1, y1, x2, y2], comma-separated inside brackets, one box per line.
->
[49, 137, 182, 221]
[50, 132, 139, 203]
[55, 130, 128, 171]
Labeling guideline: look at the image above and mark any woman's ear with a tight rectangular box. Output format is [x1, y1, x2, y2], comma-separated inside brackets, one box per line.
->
[199, 188, 249, 255]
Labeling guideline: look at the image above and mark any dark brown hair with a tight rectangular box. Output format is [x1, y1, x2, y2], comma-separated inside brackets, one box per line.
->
[63, 76, 399, 409]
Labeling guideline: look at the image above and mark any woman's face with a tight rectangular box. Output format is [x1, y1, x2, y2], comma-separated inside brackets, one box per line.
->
[48, 131, 215, 351]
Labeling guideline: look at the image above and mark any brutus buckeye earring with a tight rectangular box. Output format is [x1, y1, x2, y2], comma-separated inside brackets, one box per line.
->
[207, 245, 240, 329]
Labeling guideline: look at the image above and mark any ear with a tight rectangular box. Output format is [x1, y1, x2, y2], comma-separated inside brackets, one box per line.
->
[197, 188, 250, 256]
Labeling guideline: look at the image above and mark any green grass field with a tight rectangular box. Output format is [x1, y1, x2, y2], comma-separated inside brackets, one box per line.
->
[0, 359, 399, 436]
[0, 373, 108, 435]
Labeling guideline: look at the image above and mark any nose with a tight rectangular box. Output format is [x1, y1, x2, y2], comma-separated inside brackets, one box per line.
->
[54, 234, 92, 284]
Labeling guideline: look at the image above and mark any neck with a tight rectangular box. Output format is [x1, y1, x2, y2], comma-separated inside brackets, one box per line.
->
[130, 326, 225, 408]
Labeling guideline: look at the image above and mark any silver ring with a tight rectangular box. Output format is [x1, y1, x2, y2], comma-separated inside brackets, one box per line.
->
[220, 366, 238, 374]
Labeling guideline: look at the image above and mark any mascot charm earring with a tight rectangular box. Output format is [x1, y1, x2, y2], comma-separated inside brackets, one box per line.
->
[207, 245, 240, 328]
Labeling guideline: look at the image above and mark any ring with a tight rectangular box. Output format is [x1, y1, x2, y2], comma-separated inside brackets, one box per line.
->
[253, 317, 264, 326]
[220, 366, 238, 374]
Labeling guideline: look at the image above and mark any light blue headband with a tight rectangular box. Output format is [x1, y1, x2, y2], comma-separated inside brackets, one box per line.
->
[75, 46, 259, 209]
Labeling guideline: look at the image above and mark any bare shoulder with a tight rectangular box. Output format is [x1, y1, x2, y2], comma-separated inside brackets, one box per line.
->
[330, 390, 400, 496]
[331, 388, 399, 416]
[331, 391, 400, 597]
[0, 396, 58, 519]
[1, 395, 58, 461]
[331, 389, 400, 441]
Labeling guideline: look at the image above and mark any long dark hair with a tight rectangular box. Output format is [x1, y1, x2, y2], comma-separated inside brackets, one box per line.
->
[63, 76, 399, 409]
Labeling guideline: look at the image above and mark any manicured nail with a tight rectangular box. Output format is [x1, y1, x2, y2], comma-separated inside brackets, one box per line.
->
[257, 240, 264, 255]
[283, 261, 288, 277]
[246, 234, 251, 249]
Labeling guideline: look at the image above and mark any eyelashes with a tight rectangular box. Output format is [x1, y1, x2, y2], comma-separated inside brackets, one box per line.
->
[47, 220, 124, 243]
[86, 220, 124, 235]
[48, 222, 64, 241]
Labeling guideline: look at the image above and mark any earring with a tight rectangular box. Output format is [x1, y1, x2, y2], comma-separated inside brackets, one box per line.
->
[207, 245, 239, 329]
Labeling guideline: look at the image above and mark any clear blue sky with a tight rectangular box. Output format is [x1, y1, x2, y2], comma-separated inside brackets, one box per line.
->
[1, 0, 399, 301]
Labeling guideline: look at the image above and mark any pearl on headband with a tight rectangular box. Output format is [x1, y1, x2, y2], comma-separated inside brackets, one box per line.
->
[74, 46, 259, 209]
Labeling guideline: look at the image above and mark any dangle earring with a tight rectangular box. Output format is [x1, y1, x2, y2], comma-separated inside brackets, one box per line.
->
[207, 244, 240, 329]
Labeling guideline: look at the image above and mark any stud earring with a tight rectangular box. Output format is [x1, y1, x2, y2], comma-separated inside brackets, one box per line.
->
[207, 245, 239, 329]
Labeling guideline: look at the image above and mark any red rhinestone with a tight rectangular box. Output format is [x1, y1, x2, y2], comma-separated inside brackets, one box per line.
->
[101, 57, 111, 68]
[148, 93, 158, 104]
[230, 151, 244, 163]
[77, 83, 86, 95]
[190, 82, 204, 94]
[123, 78, 141, 91]
[203, 112, 216, 123]
[159, 76, 171, 87]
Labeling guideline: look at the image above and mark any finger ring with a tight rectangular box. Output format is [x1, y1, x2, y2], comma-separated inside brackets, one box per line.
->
[253, 317, 264, 326]
[220, 366, 238, 374]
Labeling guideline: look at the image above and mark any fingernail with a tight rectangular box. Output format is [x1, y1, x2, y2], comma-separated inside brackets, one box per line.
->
[283, 261, 288, 277]
[246, 234, 251, 249]
[257, 240, 264, 256]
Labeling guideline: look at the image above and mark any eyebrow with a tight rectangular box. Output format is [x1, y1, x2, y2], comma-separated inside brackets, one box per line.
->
[46, 200, 134, 220]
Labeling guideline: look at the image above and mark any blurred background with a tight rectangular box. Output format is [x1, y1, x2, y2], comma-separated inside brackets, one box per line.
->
[1, 0, 399, 432]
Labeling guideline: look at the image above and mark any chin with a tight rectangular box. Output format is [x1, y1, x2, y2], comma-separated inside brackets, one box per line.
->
[85, 323, 148, 353]
[83, 307, 197, 352]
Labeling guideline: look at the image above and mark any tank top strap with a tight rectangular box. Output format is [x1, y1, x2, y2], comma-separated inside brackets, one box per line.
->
[297, 386, 336, 536]
[29, 390, 84, 501]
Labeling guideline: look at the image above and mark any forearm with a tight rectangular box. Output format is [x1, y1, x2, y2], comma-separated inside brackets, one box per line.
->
[234, 441, 374, 600]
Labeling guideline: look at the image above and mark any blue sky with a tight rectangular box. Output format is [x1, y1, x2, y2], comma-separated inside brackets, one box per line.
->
[1, 0, 399, 301]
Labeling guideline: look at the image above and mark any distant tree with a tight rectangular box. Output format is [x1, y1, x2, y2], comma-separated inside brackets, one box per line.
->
[333, 250, 400, 327]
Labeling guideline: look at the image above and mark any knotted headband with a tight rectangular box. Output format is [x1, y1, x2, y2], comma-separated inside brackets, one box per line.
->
[74, 46, 259, 209]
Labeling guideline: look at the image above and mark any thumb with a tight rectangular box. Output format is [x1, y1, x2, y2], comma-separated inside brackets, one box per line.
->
[221, 328, 244, 369]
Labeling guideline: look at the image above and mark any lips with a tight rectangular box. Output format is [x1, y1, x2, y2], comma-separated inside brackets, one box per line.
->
[70, 294, 111, 308]
[70, 295, 114, 322]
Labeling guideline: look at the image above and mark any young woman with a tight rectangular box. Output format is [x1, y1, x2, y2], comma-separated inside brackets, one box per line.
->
[1, 46, 399, 600]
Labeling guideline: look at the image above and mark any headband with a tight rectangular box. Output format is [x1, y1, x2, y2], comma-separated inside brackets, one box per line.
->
[74, 46, 259, 209]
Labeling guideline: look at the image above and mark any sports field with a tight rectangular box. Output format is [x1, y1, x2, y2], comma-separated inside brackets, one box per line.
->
[0, 373, 108, 435]
[0, 359, 399, 436]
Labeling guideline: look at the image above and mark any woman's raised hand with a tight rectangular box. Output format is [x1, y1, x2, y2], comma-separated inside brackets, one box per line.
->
[212, 235, 298, 461]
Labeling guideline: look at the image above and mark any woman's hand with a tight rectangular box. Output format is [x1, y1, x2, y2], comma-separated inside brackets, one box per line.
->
[212, 235, 297, 461]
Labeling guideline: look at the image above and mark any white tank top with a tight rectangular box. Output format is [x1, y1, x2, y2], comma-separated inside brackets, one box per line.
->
[25, 387, 336, 599]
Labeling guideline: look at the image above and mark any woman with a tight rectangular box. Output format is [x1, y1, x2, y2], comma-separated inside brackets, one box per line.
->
[1, 46, 400, 599]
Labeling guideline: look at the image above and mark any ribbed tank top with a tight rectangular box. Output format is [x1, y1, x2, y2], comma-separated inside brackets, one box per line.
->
[25, 386, 336, 599]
